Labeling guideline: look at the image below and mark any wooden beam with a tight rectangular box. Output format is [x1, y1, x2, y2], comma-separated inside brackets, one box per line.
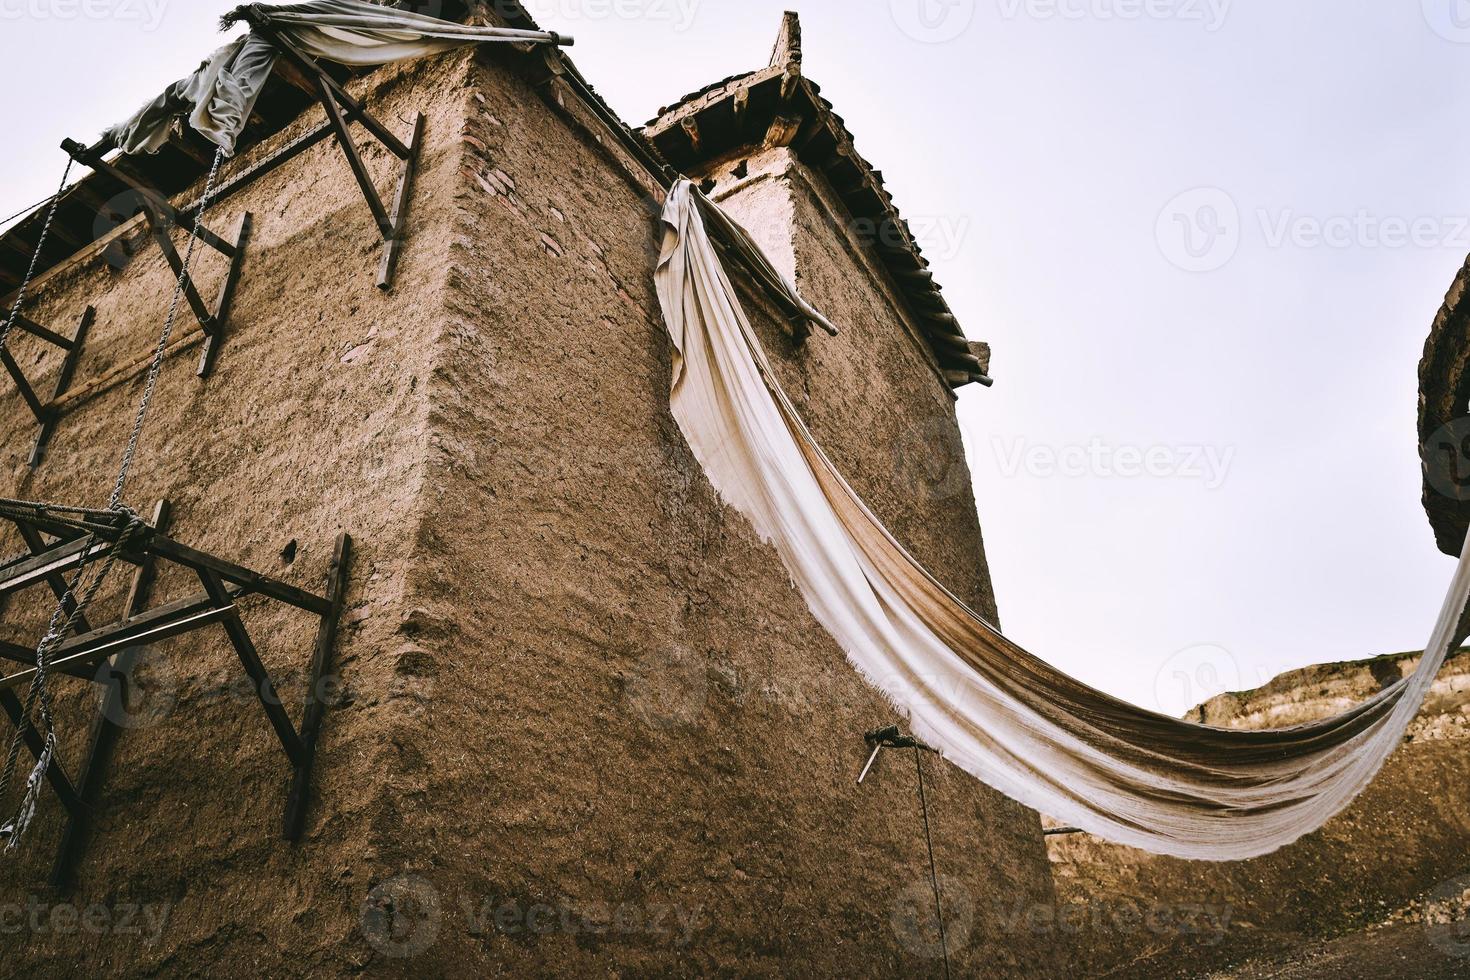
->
[282, 532, 351, 841]
[0, 688, 83, 815]
[764, 115, 803, 149]
[376, 113, 425, 291]
[681, 115, 702, 155]
[198, 568, 307, 769]
[49, 499, 170, 892]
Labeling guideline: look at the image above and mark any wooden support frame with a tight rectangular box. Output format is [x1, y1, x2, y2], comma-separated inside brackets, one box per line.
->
[0, 305, 95, 470]
[61, 139, 252, 379]
[0, 503, 351, 890]
[250, 22, 425, 290]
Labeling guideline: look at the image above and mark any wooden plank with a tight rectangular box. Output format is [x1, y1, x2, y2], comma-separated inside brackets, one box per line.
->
[0, 346, 46, 422]
[376, 114, 425, 291]
[0, 640, 97, 681]
[12, 514, 92, 634]
[283, 532, 351, 840]
[0, 536, 112, 598]
[48, 324, 207, 415]
[30, 305, 95, 468]
[0, 688, 83, 816]
[143, 204, 217, 334]
[10, 313, 75, 350]
[0, 590, 237, 693]
[197, 569, 307, 768]
[197, 212, 253, 378]
[314, 76, 395, 238]
[150, 535, 330, 616]
[63, 142, 238, 259]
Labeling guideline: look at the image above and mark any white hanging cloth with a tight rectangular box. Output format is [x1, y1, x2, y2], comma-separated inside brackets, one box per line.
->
[654, 178, 1470, 862]
[106, 0, 565, 156]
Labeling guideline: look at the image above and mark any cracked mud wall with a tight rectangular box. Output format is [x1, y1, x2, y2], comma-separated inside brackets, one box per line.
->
[380, 52, 1060, 977]
[0, 53, 471, 977]
[1, 43, 1059, 978]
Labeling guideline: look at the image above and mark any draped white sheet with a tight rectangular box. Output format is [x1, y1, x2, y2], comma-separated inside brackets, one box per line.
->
[106, 0, 564, 156]
[655, 179, 1470, 861]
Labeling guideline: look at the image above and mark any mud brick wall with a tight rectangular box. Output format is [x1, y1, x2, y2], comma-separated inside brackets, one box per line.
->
[0, 44, 1060, 977]
[1048, 650, 1470, 977]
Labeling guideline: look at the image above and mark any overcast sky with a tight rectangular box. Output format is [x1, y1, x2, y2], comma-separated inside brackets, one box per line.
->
[3, 0, 1468, 714]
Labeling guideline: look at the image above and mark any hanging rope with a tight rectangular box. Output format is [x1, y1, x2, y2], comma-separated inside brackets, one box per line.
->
[0, 146, 227, 851]
[914, 749, 950, 980]
[0, 159, 74, 352]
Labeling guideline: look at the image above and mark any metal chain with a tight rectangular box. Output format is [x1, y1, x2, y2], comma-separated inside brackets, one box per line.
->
[0, 145, 226, 851]
[109, 146, 225, 511]
[0, 158, 75, 352]
[0, 516, 141, 849]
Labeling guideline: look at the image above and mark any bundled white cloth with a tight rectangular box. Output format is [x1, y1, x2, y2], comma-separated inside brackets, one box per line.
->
[655, 178, 1470, 861]
[106, 0, 566, 156]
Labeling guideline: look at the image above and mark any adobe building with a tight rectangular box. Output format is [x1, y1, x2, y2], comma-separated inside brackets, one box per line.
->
[0, 4, 1061, 975]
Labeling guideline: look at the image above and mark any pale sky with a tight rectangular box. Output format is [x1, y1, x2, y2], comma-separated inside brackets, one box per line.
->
[3, 1, 1468, 714]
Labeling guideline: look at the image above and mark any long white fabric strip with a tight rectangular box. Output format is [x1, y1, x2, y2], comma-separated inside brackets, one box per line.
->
[655, 178, 1470, 861]
[106, 0, 563, 156]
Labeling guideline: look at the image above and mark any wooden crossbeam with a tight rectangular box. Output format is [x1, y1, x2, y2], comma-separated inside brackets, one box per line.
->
[197, 568, 307, 768]
[249, 24, 422, 289]
[61, 141, 237, 258]
[377, 113, 425, 291]
[0, 506, 352, 884]
[30, 305, 94, 468]
[283, 532, 350, 840]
